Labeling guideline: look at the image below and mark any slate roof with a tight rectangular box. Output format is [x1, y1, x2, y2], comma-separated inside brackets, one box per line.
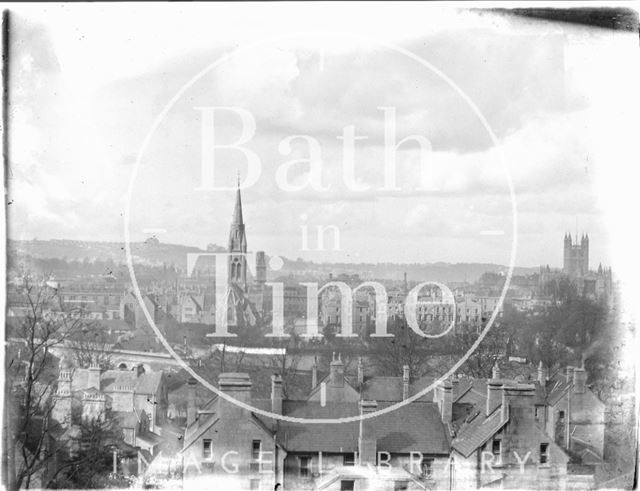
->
[455, 379, 488, 407]
[344, 374, 440, 403]
[135, 372, 163, 394]
[546, 376, 571, 405]
[452, 406, 508, 458]
[361, 377, 403, 401]
[274, 400, 449, 454]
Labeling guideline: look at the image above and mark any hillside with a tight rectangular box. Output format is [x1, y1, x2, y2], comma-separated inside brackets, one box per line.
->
[7, 239, 538, 283]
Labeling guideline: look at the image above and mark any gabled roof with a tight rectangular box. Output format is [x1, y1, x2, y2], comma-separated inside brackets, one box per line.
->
[135, 372, 163, 395]
[455, 379, 488, 407]
[274, 400, 449, 454]
[100, 370, 138, 392]
[306, 373, 359, 401]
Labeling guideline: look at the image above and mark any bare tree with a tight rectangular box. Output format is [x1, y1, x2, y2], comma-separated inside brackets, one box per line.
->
[447, 320, 513, 379]
[3, 278, 89, 489]
[368, 316, 434, 379]
[66, 321, 114, 369]
[43, 408, 126, 489]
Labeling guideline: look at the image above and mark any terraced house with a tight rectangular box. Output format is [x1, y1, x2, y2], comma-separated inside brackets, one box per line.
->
[180, 354, 605, 490]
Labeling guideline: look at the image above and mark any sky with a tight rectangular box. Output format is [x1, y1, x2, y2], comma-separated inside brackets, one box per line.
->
[6, 3, 640, 269]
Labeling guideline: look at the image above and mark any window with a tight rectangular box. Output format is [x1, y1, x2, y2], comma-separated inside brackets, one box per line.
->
[250, 440, 261, 472]
[202, 439, 212, 459]
[558, 410, 565, 421]
[299, 456, 311, 477]
[249, 478, 260, 490]
[343, 453, 355, 466]
[492, 439, 501, 463]
[421, 457, 434, 478]
[340, 481, 355, 491]
[535, 406, 544, 423]
[540, 443, 549, 464]
[252, 440, 261, 459]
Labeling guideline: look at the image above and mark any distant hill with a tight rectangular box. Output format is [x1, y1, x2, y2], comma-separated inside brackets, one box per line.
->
[7, 239, 538, 283]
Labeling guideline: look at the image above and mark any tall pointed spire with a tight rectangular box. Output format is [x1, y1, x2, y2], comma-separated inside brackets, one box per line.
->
[228, 173, 248, 289]
[233, 173, 244, 226]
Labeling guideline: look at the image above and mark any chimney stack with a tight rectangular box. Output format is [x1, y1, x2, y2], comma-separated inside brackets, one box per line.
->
[573, 367, 587, 394]
[329, 353, 344, 388]
[218, 373, 252, 419]
[566, 366, 575, 384]
[501, 383, 536, 424]
[358, 400, 378, 465]
[537, 361, 548, 385]
[52, 369, 73, 426]
[492, 362, 501, 380]
[357, 358, 364, 387]
[82, 392, 106, 421]
[88, 363, 101, 390]
[311, 357, 318, 389]
[187, 377, 197, 426]
[402, 365, 410, 400]
[440, 380, 453, 423]
[271, 374, 283, 414]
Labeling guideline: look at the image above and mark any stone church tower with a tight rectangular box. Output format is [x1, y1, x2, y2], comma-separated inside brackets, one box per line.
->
[228, 181, 248, 292]
[563, 233, 589, 278]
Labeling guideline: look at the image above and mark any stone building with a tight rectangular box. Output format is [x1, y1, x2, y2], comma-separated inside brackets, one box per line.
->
[563, 233, 589, 278]
[180, 354, 605, 490]
[52, 358, 168, 450]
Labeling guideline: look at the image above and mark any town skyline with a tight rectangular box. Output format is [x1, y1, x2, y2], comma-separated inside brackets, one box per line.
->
[7, 5, 629, 268]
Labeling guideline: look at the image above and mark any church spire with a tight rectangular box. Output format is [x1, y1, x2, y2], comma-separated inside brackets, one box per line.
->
[233, 173, 244, 226]
[228, 174, 248, 290]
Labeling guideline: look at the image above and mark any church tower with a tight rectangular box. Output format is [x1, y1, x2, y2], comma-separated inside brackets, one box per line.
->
[228, 180, 248, 291]
[581, 233, 589, 274]
[563, 233, 589, 278]
[563, 233, 572, 274]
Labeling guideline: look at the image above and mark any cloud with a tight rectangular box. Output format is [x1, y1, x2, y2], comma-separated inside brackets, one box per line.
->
[6, 9, 634, 269]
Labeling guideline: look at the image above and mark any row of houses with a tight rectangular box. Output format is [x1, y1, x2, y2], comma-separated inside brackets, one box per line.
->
[179, 355, 605, 490]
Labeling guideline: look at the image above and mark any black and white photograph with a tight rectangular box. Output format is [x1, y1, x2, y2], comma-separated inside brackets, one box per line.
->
[1, 3, 638, 490]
